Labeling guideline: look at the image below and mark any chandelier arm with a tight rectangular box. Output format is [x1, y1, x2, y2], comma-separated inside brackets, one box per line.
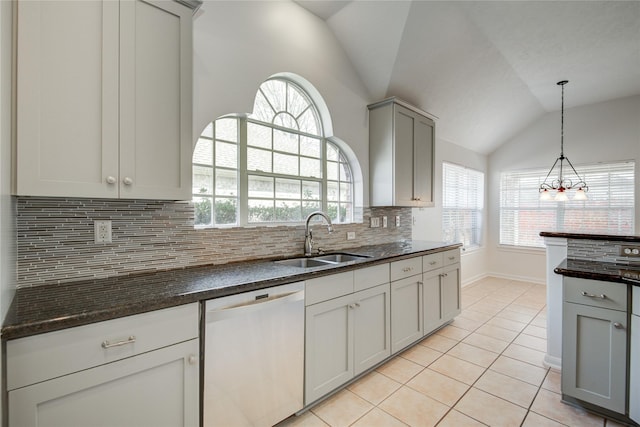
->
[540, 157, 561, 190]
[563, 156, 589, 191]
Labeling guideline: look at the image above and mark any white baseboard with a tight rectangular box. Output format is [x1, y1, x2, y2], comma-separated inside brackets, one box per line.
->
[464, 272, 546, 287]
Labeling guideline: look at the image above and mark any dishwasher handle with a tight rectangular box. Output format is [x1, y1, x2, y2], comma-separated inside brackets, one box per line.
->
[206, 289, 304, 322]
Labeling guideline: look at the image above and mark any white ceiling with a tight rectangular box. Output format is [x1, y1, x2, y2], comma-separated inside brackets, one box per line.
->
[294, 0, 640, 154]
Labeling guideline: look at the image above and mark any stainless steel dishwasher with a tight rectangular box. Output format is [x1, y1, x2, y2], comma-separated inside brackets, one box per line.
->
[203, 282, 305, 427]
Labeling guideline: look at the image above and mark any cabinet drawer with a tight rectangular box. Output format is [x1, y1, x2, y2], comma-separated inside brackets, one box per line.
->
[563, 277, 627, 311]
[443, 249, 460, 266]
[306, 271, 354, 306]
[7, 303, 199, 391]
[354, 263, 390, 291]
[422, 253, 443, 272]
[391, 257, 422, 282]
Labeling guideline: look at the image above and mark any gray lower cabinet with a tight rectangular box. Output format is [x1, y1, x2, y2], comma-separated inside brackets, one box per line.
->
[390, 274, 424, 353]
[562, 277, 628, 414]
[630, 287, 639, 424]
[441, 264, 461, 322]
[423, 251, 461, 334]
[305, 282, 390, 405]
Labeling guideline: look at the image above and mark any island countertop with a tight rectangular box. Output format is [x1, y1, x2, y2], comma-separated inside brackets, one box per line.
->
[554, 258, 640, 286]
[2, 240, 462, 340]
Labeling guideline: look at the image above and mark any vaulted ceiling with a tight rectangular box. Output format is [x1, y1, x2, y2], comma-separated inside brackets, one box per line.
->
[294, 0, 640, 154]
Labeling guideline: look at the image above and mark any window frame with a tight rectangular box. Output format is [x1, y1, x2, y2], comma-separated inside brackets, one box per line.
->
[192, 78, 355, 228]
[499, 160, 635, 248]
[442, 162, 485, 250]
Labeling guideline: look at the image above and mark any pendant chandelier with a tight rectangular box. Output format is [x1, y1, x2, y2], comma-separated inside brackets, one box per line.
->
[539, 80, 588, 201]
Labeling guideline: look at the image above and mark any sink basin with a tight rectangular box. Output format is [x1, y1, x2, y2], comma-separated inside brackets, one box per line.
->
[274, 258, 333, 268]
[313, 253, 371, 263]
[274, 252, 371, 268]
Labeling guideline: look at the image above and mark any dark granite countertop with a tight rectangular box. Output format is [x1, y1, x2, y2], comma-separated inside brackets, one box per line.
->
[540, 232, 640, 242]
[554, 258, 640, 286]
[2, 240, 461, 340]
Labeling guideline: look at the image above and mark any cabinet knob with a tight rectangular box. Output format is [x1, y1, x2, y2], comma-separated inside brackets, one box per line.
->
[355, 302, 361, 308]
[613, 322, 624, 330]
[412, 197, 421, 201]
[123, 177, 133, 186]
[106, 176, 117, 184]
[348, 304, 356, 309]
[188, 355, 198, 365]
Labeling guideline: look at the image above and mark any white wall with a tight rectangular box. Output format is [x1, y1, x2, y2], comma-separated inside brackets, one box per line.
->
[192, 1, 372, 204]
[412, 138, 489, 285]
[1, 0, 16, 422]
[488, 95, 640, 283]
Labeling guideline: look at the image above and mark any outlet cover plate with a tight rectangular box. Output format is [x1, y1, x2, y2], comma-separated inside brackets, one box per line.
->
[94, 220, 112, 243]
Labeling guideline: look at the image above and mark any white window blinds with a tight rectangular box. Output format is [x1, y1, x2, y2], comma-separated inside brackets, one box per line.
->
[500, 161, 635, 248]
[443, 162, 484, 249]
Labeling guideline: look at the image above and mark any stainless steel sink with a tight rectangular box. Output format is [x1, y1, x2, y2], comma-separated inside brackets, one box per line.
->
[274, 252, 371, 268]
[274, 258, 334, 268]
[313, 253, 371, 263]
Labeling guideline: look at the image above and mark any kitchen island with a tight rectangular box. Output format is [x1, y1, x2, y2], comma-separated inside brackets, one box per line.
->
[542, 232, 640, 426]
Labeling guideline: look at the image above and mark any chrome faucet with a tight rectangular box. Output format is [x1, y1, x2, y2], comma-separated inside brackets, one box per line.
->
[304, 211, 333, 256]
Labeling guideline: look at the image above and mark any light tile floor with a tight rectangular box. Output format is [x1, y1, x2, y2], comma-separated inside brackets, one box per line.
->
[282, 277, 625, 427]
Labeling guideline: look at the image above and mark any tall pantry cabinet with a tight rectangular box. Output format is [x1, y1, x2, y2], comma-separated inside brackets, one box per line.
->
[14, 0, 197, 200]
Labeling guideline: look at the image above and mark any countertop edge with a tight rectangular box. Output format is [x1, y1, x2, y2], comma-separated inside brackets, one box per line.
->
[3, 242, 462, 340]
[540, 232, 640, 242]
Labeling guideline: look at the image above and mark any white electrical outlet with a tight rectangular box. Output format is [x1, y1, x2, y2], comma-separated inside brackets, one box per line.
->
[395, 216, 400, 227]
[382, 216, 388, 228]
[370, 217, 380, 228]
[347, 231, 356, 240]
[94, 220, 112, 243]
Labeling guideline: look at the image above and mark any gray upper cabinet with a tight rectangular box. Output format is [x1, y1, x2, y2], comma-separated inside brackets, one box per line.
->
[368, 98, 435, 207]
[15, 0, 195, 200]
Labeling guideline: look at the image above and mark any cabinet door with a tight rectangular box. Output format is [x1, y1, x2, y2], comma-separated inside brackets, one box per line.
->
[305, 293, 354, 405]
[562, 302, 627, 413]
[354, 284, 391, 375]
[119, 0, 192, 200]
[413, 113, 434, 206]
[391, 275, 423, 353]
[441, 264, 461, 322]
[16, 0, 119, 198]
[393, 105, 416, 206]
[9, 339, 199, 427]
[423, 269, 442, 334]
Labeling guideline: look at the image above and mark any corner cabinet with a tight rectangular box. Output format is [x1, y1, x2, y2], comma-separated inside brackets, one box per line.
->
[561, 277, 627, 414]
[368, 98, 435, 207]
[6, 304, 200, 427]
[15, 0, 197, 200]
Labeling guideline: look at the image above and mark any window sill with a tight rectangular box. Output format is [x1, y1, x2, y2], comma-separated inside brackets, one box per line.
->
[497, 244, 546, 255]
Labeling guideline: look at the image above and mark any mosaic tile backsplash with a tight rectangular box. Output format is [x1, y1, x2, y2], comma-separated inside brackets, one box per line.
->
[567, 238, 640, 264]
[16, 197, 412, 287]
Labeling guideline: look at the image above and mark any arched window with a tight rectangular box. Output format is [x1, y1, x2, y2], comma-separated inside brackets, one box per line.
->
[193, 78, 355, 227]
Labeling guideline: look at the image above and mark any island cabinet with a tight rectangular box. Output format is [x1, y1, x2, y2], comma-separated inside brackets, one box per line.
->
[304, 265, 391, 405]
[6, 303, 200, 427]
[423, 249, 461, 333]
[368, 98, 435, 207]
[15, 0, 196, 200]
[562, 277, 628, 414]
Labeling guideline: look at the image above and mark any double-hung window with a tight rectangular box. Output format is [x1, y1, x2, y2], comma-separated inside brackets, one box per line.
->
[442, 162, 484, 249]
[193, 78, 354, 228]
[500, 161, 635, 248]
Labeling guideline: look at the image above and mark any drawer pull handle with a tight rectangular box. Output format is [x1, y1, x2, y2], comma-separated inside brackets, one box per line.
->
[102, 335, 136, 349]
[613, 322, 624, 329]
[580, 291, 606, 299]
[448, 256, 456, 261]
[348, 304, 356, 309]
[429, 261, 437, 265]
[402, 267, 413, 272]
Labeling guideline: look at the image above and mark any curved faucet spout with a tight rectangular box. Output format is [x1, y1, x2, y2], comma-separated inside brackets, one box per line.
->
[304, 211, 333, 256]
